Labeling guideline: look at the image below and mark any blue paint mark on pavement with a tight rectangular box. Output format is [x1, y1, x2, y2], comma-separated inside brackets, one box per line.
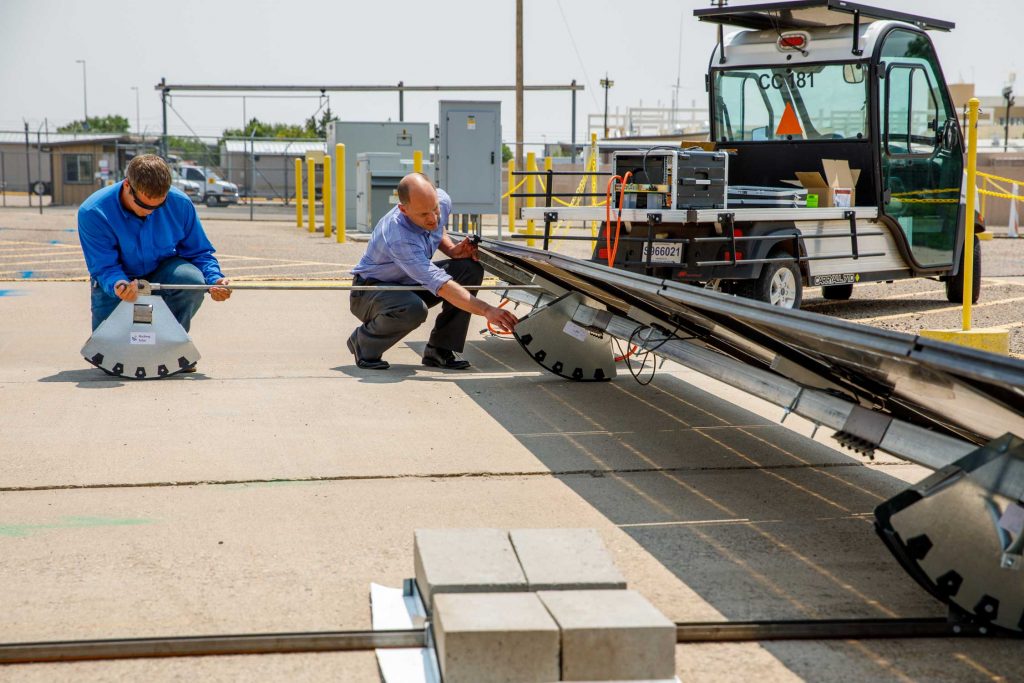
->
[19, 271, 34, 279]
[0, 290, 27, 297]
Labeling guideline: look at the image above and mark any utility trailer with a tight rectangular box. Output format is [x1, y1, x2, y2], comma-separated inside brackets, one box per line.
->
[522, 0, 982, 309]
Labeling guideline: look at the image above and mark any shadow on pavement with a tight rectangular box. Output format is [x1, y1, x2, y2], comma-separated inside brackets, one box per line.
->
[38, 368, 209, 387]
[448, 338, 1012, 682]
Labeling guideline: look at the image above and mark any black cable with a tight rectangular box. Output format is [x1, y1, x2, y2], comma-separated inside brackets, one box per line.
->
[618, 322, 688, 386]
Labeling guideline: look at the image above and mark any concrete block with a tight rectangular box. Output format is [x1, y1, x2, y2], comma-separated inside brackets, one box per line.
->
[510, 528, 627, 591]
[538, 590, 676, 681]
[414, 529, 527, 608]
[433, 592, 560, 683]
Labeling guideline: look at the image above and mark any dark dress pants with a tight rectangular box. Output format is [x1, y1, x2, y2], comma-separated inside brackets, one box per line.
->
[349, 259, 484, 360]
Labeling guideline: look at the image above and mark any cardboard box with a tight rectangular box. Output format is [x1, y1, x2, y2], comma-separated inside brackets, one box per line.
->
[784, 159, 860, 208]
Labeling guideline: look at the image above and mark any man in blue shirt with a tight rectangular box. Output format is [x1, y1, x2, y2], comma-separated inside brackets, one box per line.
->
[78, 155, 230, 370]
[349, 173, 518, 370]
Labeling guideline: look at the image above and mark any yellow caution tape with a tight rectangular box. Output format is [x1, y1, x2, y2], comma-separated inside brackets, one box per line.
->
[500, 177, 528, 199]
[977, 170, 1024, 186]
[978, 188, 1023, 201]
[891, 187, 960, 197]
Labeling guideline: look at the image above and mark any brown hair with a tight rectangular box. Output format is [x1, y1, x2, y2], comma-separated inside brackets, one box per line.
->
[126, 154, 172, 197]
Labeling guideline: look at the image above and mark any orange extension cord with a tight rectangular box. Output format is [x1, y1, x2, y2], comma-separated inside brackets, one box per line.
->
[604, 171, 633, 268]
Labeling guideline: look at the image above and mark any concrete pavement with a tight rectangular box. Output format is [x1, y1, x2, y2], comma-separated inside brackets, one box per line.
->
[1, 279, 1020, 681]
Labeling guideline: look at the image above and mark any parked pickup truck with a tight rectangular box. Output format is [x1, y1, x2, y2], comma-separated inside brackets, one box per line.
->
[177, 165, 239, 207]
[170, 170, 202, 202]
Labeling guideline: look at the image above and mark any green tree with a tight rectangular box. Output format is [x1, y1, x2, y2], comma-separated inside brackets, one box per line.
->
[305, 107, 334, 138]
[502, 143, 513, 163]
[222, 117, 318, 139]
[166, 136, 219, 167]
[58, 115, 130, 134]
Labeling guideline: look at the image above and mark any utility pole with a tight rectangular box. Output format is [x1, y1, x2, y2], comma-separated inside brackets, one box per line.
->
[75, 59, 88, 130]
[131, 86, 141, 137]
[1003, 82, 1016, 153]
[600, 74, 614, 138]
[515, 0, 524, 169]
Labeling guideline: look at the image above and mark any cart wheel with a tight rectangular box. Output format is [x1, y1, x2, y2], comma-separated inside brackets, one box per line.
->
[945, 235, 981, 304]
[741, 249, 802, 309]
[822, 283, 854, 300]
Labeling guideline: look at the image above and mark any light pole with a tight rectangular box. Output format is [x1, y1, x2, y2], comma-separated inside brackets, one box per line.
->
[131, 86, 140, 136]
[1003, 84, 1015, 153]
[75, 59, 88, 130]
[600, 74, 614, 138]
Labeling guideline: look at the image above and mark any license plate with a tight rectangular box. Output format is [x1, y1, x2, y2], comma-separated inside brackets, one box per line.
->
[641, 242, 682, 264]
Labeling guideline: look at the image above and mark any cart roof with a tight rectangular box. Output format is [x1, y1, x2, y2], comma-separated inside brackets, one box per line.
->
[695, 0, 954, 32]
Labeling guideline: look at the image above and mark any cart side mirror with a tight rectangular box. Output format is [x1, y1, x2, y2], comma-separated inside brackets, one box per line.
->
[938, 119, 961, 150]
[843, 63, 866, 84]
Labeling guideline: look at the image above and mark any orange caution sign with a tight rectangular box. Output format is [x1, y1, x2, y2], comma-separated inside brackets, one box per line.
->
[776, 102, 803, 137]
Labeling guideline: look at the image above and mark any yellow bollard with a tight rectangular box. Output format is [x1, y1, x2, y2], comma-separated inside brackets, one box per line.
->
[526, 152, 537, 248]
[295, 158, 303, 228]
[336, 144, 346, 243]
[920, 98, 1009, 355]
[307, 158, 316, 233]
[507, 160, 515, 238]
[323, 156, 332, 239]
[413, 150, 423, 174]
[589, 133, 599, 247]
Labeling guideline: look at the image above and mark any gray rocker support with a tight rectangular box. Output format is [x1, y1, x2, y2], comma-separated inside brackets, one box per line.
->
[875, 434, 1024, 635]
[513, 292, 616, 382]
[80, 295, 200, 379]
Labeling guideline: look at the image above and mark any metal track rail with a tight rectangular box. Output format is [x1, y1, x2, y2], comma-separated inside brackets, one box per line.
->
[2, 617, 1008, 665]
[0, 629, 425, 665]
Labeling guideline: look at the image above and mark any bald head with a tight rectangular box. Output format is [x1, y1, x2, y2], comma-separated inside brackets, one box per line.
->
[397, 173, 442, 231]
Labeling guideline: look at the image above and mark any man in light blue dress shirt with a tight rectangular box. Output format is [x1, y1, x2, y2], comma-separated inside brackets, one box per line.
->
[349, 173, 518, 370]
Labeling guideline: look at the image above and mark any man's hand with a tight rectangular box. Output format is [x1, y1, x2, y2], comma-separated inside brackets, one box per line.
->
[114, 280, 139, 302]
[210, 278, 232, 302]
[484, 304, 518, 334]
[448, 237, 479, 261]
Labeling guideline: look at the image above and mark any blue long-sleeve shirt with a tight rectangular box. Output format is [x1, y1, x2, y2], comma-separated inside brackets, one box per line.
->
[78, 182, 225, 296]
[351, 189, 453, 295]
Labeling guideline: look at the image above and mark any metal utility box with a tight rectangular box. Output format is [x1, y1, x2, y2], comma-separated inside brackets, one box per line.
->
[355, 153, 403, 233]
[613, 149, 728, 210]
[436, 101, 501, 215]
[327, 121, 430, 227]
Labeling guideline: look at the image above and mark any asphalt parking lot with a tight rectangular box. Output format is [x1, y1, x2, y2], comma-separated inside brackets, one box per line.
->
[1, 206, 1022, 681]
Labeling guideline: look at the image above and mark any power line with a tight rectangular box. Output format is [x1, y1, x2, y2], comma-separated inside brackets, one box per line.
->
[555, 0, 601, 109]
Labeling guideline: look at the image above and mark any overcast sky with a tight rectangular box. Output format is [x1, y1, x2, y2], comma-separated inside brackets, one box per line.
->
[0, 0, 1019, 149]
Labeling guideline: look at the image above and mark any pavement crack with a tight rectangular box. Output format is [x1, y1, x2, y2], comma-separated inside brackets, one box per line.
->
[0, 460, 912, 493]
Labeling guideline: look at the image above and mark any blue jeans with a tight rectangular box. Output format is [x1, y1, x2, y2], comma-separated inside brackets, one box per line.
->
[91, 257, 206, 332]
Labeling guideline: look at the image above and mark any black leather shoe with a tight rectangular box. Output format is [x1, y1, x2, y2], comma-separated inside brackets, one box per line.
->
[347, 333, 390, 370]
[422, 345, 471, 370]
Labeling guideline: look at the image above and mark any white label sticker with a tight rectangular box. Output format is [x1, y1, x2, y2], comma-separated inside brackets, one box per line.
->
[130, 332, 156, 345]
[467, 115, 476, 130]
[833, 188, 852, 207]
[562, 321, 588, 342]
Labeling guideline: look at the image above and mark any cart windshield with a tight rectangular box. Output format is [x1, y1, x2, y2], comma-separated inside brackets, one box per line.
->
[713, 63, 869, 142]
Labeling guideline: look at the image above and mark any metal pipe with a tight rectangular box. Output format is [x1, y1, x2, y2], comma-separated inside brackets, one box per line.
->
[0, 629, 425, 665]
[323, 155, 332, 239]
[307, 157, 316, 233]
[963, 98, 979, 329]
[674, 618, 981, 643]
[146, 283, 543, 292]
[336, 144, 346, 243]
[294, 158, 303, 227]
[155, 83, 584, 93]
[571, 79, 577, 164]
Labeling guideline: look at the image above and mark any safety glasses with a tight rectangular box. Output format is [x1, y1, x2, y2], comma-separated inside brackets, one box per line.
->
[128, 182, 166, 211]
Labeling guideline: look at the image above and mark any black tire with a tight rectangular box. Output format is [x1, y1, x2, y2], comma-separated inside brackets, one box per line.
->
[205, 194, 218, 207]
[738, 249, 803, 309]
[822, 283, 854, 300]
[945, 235, 981, 304]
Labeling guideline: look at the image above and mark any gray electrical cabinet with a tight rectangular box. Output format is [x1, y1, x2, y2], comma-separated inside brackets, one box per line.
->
[437, 101, 501, 215]
[355, 153, 403, 233]
[327, 120, 430, 227]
